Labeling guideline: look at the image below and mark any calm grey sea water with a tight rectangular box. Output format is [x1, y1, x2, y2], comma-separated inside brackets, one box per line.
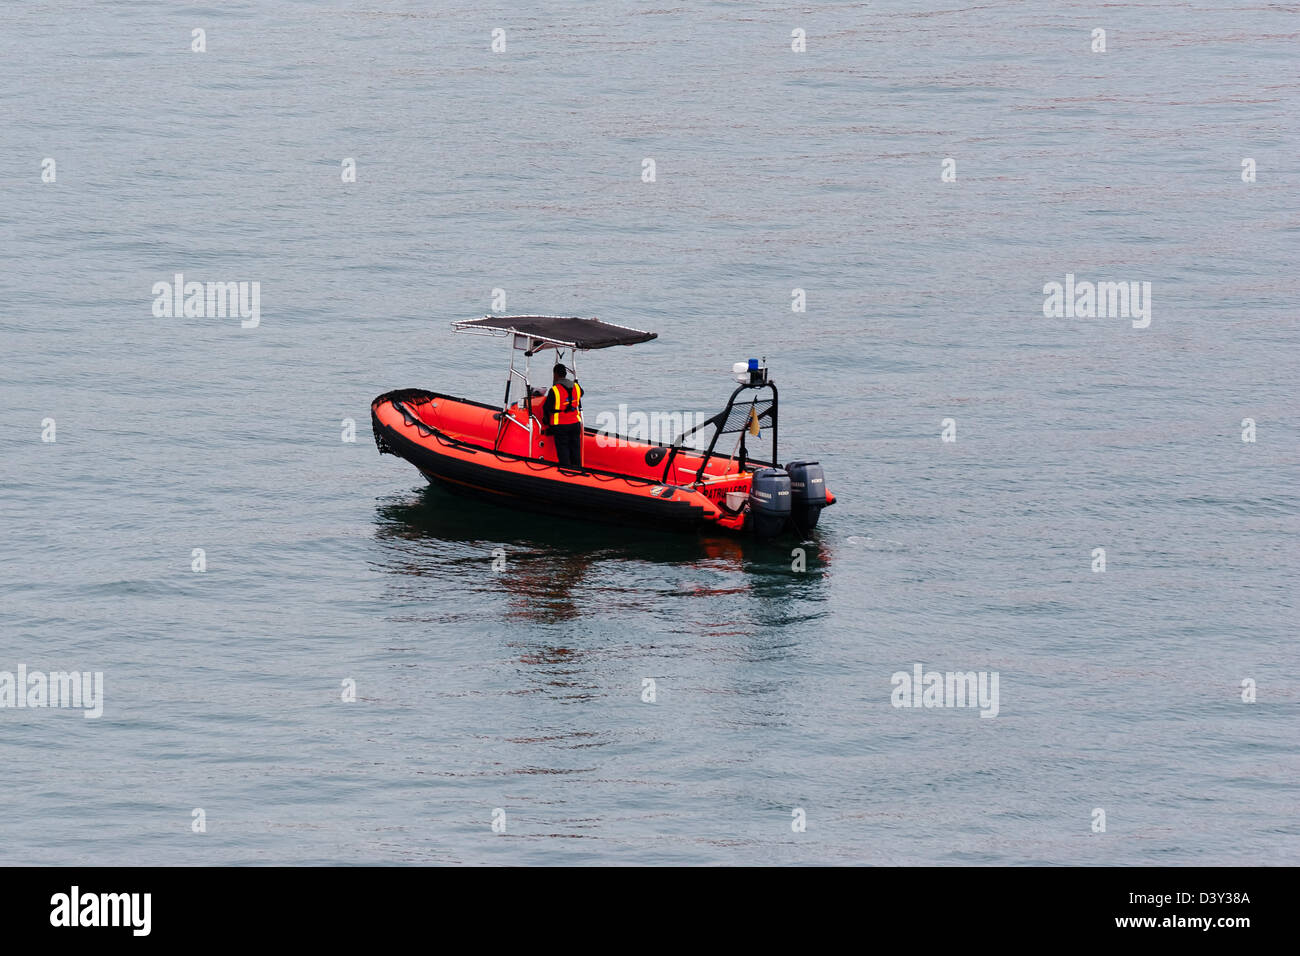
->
[2, 2, 1297, 865]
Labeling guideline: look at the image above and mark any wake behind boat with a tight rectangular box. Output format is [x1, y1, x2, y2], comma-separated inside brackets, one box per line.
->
[371, 315, 835, 538]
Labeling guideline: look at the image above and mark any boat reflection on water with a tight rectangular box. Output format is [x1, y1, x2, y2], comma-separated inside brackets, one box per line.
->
[372, 483, 835, 723]
[372, 483, 834, 630]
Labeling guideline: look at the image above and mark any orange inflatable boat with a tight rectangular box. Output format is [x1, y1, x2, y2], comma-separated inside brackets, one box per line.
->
[371, 315, 834, 537]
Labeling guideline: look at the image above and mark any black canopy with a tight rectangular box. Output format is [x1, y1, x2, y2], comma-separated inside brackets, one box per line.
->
[452, 315, 657, 350]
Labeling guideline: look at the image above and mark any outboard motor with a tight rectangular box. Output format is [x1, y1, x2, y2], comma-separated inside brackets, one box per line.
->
[786, 460, 828, 534]
[748, 467, 792, 538]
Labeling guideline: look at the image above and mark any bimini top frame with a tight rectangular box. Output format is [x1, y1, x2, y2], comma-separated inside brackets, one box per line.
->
[451, 315, 658, 457]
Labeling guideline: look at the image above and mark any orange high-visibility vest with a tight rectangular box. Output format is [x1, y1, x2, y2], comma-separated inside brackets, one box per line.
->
[549, 381, 582, 426]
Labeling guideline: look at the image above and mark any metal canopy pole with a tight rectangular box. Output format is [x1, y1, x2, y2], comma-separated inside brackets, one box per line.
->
[524, 344, 533, 456]
[571, 349, 582, 467]
[502, 332, 514, 410]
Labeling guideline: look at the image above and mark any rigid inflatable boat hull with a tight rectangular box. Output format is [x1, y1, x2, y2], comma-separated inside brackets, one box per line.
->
[371, 388, 833, 537]
[374, 414, 717, 533]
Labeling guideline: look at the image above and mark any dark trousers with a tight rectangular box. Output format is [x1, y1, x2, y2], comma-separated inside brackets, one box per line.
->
[549, 424, 582, 468]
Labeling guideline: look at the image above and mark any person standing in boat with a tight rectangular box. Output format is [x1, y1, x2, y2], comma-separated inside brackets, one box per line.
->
[543, 362, 584, 469]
